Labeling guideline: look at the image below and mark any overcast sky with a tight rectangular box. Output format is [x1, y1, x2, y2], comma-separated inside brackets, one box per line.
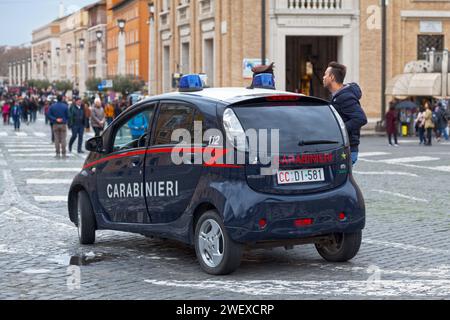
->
[0, 0, 97, 46]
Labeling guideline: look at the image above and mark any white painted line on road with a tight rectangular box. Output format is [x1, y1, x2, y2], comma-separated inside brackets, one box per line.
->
[144, 279, 450, 297]
[8, 149, 56, 152]
[34, 196, 67, 202]
[22, 269, 53, 274]
[20, 168, 80, 172]
[363, 239, 450, 255]
[15, 132, 28, 137]
[372, 189, 429, 203]
[33, 132, 47, 137]
[358, 152, 391, 158]
[9, 154, 74, 157]
[0, 132, 8, 137]
[27, 179, 72, 185]
[380, 156, 440, 164]
[4, 144, 54, 148]
[353, 171, 419, 177]
[359, 158, 450, 174]
[432, 166, 450, 172]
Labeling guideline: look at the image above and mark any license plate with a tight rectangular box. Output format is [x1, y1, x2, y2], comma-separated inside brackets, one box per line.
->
[277, 168, 325, 185]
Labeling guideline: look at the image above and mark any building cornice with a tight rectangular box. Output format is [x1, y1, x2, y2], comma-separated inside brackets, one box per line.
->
[401, 10, 450, 19]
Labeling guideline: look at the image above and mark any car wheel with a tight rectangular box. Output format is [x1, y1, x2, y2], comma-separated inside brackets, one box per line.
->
[77, 190, 96, 245]
[194, 210, 242, 275]
[315, 231, 362, 262]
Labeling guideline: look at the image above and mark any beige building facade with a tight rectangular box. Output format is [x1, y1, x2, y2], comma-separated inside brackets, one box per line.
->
[150, 0, 450, 119]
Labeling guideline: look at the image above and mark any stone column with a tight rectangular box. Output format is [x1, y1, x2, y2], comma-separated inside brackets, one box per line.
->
[8, 63, 12, 86]
[17, 62, 22, 85]
[22, 60, 27, 84]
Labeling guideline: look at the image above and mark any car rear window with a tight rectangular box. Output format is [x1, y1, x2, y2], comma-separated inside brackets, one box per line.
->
[233, 104, 344, 153]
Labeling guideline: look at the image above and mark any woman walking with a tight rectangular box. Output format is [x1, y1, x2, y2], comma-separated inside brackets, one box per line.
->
[424, 103, 435, 146]
[415, 107, 426, 145]
[386, 105, 399, 147]
[2, 100, 10, 125]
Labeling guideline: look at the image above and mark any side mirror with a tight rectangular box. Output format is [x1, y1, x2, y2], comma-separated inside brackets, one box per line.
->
[85, 136, 105, 153]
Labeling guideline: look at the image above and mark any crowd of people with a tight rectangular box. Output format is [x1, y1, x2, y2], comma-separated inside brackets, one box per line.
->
[1, 87, 132, 159]
[385, 100, 449, 147]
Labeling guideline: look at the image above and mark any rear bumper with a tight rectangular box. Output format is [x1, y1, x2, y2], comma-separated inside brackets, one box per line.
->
[223, 177, 365, 244]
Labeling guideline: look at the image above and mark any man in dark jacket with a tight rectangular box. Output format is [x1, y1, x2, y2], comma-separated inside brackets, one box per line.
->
[68, 97, 87, 153]
[48, 95, 69, 159]
[323, 62, 368, 165]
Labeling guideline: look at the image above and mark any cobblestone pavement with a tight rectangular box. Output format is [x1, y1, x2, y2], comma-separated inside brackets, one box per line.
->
[1, 116, 450, 300]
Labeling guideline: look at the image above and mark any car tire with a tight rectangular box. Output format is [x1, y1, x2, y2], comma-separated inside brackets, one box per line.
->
[77, 190, 96, 245]
[194, 210, 242, 275]
[315, 231, 362, 262]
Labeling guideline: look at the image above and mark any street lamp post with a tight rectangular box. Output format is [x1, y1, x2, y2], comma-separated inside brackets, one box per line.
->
[79, 38, 87, 95]
[148, 2, 156, 95]
[96, 30, 104, 79]
[47, 50, 52, 81]
[66, 43, 72, 82]
[117, 19, 126, 76]
[261, 0, 266, 66]
[381, 0, 387, 122]
[40, 53, 44, 80]
[27, 58, 31, 82]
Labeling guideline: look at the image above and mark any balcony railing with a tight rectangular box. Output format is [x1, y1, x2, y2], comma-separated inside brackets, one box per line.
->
[276, 0, 349, 11]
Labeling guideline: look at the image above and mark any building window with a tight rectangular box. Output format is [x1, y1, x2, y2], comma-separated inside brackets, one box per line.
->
[418, 35, 444, 60]
[181, 42, 190, 74]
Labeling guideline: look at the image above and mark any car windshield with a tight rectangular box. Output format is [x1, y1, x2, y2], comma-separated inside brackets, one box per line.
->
[233, 104, 344, 153]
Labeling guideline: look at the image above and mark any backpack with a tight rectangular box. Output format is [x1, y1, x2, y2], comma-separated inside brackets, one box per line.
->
[432, 112, 438, 125]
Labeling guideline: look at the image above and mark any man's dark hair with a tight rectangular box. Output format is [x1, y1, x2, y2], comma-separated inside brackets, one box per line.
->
[57, 94, 63, 102]
[328, 62, 347, 84]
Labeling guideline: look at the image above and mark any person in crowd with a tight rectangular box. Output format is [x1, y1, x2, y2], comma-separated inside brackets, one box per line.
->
[2, 99, 10, 125]
[47, 95, 69, 159]
[104, 101, 115, 126]
[84, 100, 92, 133]
[323, 62, 368, 165]
[435, 103, 449, 142]
[424, 102, 435, 146]
[386, 105, 399, 147]
[415, 107, 426, 145]
[11, 99, 22, 131]
[68, 97, 87, 154]
[91, 98, 105, 137]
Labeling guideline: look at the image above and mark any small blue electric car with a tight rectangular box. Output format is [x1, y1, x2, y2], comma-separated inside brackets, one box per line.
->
[68, 74, 365, 275]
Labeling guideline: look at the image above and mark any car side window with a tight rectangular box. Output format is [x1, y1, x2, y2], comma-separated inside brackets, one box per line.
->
[113, 107, 154, 152]
[153, 103, 195, 146]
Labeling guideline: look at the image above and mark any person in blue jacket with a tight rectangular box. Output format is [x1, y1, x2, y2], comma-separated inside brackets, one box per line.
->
[128, 113, 148, 141]
[323, 62, 368, 165]
[11, 99, 22, 131]
[47, 95, 70, 159]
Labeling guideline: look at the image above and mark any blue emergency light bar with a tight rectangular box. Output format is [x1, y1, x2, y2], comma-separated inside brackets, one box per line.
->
[252, 73, 276, 90]
[179, 74, 204, 92]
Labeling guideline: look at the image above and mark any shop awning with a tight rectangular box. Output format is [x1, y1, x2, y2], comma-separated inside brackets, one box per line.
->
[386, 73, 442, 97]
[386, 74, 413, 96]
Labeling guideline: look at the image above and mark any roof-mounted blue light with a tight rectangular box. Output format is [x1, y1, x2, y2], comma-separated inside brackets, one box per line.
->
[179, 74, 204, 92]
[252, 73, 276, 90]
